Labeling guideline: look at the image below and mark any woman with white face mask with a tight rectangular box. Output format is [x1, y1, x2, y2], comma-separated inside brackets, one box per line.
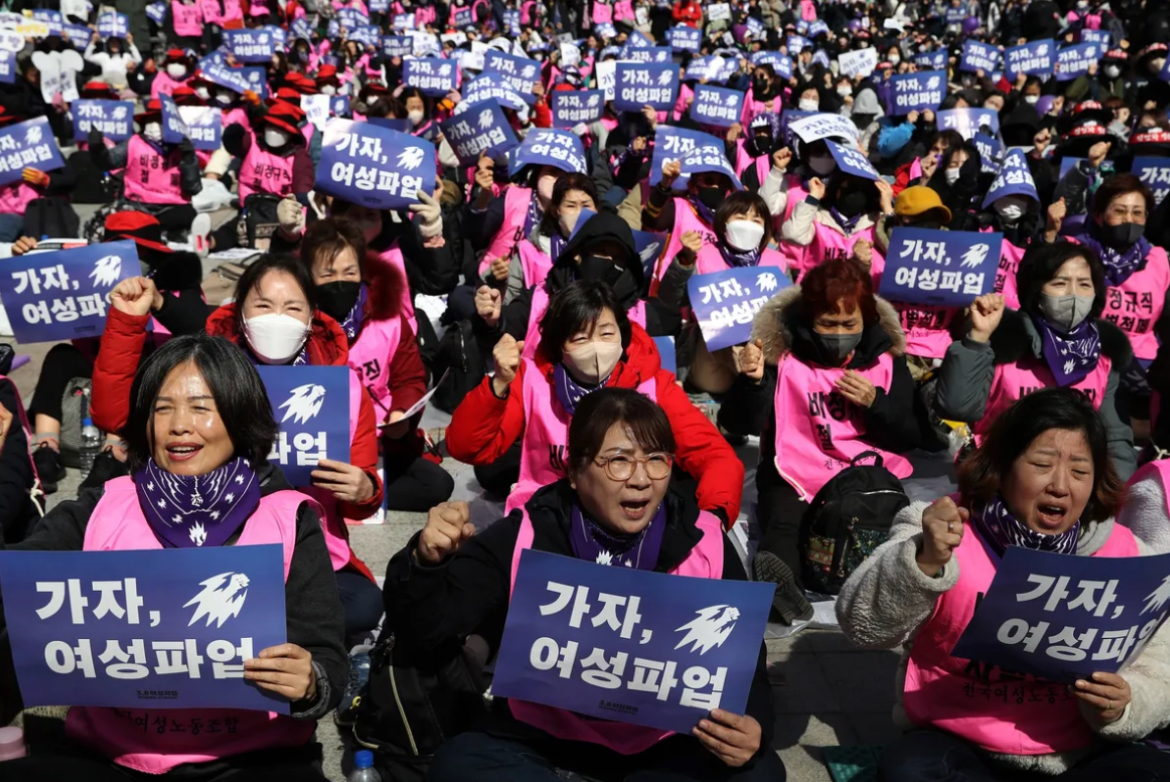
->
[934, 241, 1136, 478]
[149, 48, 193, 100]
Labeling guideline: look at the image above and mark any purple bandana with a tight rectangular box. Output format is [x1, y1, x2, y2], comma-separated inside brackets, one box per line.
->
[1032, 315, 1101, 388]
[717, 240, 762, 268]
[135, 456, 261, 548]
[569, 501, 665, 570]
[687, 193, 717, 226]
[552, 362, 610, 415]
[339, 283, 369, 340]
[1077, 229, 1151, 287]
[522, 191, 544, 239]
[829, 205, 865, 235]
[970, 494, 1080, 559]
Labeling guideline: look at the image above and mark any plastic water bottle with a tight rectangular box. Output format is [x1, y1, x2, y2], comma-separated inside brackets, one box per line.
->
[348, 750, 381, 782]
[79, 418, 101, 482]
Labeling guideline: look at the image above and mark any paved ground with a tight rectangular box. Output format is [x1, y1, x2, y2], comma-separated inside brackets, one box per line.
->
[4, 203, 913, 782]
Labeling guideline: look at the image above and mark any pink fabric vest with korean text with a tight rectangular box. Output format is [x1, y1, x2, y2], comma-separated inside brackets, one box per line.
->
[734, 139, 770, 191]
[66, 476, 316, 775]
[738, 88, 783, 128]
[772, 351, 912, 500]
[895, 302, 958, 360]
[237, 142, 295, 203]
[150, 71, 189, 100]
[172, 0, 203, 35]
[375, 244, 417, 332]
[484, 186, 534, 274]
[1102, 246, 1169, 361]
[652, 197, 718, 285]
[507, 359, 656, 513]
[348, 315, 403, 424]
[521, 286, 648, 360]
[696, 245, 788, 277]
[0, 181, 39, 216]
[994, 239, 1025, 310]
[123, 136, 187, 206]
[903, 523, 1137, 755]
[974, 354, 1111, 439]
[791, 221, 884, 289]
[505, 504, 724, 753]
[614, 0, 633, 20]
[592, 0, 612, 22]
[518, 239, 553, 290]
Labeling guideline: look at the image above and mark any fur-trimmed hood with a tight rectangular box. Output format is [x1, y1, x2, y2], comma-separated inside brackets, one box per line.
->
[750, 284, 907, 366]
[988, 309, 1133, 368]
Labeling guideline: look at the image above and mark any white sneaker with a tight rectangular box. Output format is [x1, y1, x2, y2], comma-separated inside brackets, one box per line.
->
[190, 213, 212, 258]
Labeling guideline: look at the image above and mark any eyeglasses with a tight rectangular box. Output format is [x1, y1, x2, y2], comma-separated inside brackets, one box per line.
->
[594, 453, 674, 482]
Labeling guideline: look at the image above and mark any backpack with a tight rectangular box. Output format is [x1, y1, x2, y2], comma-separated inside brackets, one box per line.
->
[58, 378, 93, 469]
[237, 194, 283, 251]
[798, 452, 909, 595]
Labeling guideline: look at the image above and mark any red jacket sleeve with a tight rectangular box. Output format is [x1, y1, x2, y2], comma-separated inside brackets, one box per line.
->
[91, 307, 150, 436]
[656, 371, 744, 527]
[534, 98, 552, 129]
[340, 389, 384, 519]
[446, 367, 527, 465]
[388, 317, 427, 420]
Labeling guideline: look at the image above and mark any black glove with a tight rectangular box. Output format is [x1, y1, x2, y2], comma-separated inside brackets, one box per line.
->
[177, 137, 195, 155]
[88, 127, 103, 148]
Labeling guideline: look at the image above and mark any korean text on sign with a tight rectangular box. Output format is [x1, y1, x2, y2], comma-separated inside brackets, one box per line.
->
[889, 71, 947, 115]
[688, 267, 791, 351]
[877, 227, 1001, 308]
[256, 365, 352, 487]
[689, 85, 743, 128]
[316, 119, 435, 210]
[613, 62, 679, 112]
[0, 116, 65, 186]
[73, 99, 135, 142]
[439, 100, 519, 166]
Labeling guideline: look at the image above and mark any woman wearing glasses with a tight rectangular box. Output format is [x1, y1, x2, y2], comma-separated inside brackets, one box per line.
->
[447, 279, 745, 529]
[386, 389, 784, 782]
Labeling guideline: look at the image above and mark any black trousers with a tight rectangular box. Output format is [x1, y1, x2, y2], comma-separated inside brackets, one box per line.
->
[27, 344, 93, 424]
[0, 744, 327, 782]
[473, 439, 522, 499]
[755, 460, 809, 587]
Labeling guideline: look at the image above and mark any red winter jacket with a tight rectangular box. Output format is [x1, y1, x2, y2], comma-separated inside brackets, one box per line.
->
[672, 0, 702, 27]
[446, 323, 744, 526]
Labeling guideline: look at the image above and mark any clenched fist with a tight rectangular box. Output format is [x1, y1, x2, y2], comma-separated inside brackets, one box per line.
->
[417, 501, 474, 565]
[968, 293, 1005, 343]
[492, 334, 525, 397]
[661, 159, 682, 188]
[917, 496, 967, 577]
[808, 176, 827, 200]
[110, 276, 162, 317]
[732, 339, 765, 382]
[475, 285, 502, 327]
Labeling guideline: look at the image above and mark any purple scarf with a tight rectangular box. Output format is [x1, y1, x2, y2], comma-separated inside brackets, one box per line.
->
[522, 191, 544, 239]
[970, 494, 1080, 559]
[687, 194, 717, 226]
[569, 501, 665, 569]
[829, 205, 865, 235]
[1077, 229, 1152, 287]
[1031, 314, 1101, 388]
[552, 362, 610, 415]
[717, 239, 762, 268]
[135, 456, 261, 548]
[338, 284, 369, 341]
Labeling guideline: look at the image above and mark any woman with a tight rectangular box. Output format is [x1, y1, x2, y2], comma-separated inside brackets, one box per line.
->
[720, 258, 920, 622]
[643, 157, 739, 286]
[82, 31, 143, 90]
[299, 218, 455, 512]
[89, 255, 385, 641]
[391, 389, 783, 782]
[934, 242, 1136, 478]
[451, 279, 743, 524]
[837, 388, 1170, 782]
[0, 335, 346, 780]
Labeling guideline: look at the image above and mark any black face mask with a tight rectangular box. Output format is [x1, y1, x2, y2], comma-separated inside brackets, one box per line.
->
[578, 254, 639, 302]
[752, 77, 769, 94]
[316, 281, 362, 323]
[752, 134, 774, 155]
[835, 190, 870, 218]
[1100, 221, 1145, 249]
[697, 186, 724, 210]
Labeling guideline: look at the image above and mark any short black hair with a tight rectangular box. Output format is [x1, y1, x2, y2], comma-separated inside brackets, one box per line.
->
[714, 191, 773, 249]
[123, 334, 278, 473]
[538, 280, 632, 365]
[1090, 172, 1154, 222]
[568, 388, 676, 474]
[232, 253, 318, 337]
[1016, 240, 1107, 321]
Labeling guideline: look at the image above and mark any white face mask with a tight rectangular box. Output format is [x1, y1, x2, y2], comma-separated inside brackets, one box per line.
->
[945, 167, 961, 185]
[1104, 65, 1120, 79]
[195, 85, 211, 100]
[166, 63, 187, 80]
[321, 84, 337, 96]
[408, 109, 425, 125]
[1024, 95, 1039, 104]
[798, 98, 819, 112]
[537, 173, 557, 203]
[808, 154, 836, 175]
[244, 313, 310, 364]
[142, 122, 162, 143]
[562, 340, 623, 384]
[888, 54, 900, 64]
[724, 219, 765, 251]
[837, 86, 852, 97]
[994, 196, 1028, 222]
[264, 128, 291, 147]
[215, 91, 234, 106]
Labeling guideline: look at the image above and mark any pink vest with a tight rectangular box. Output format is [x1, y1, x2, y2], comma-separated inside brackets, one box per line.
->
[484, 186, 534, 274]
[592, 0, 612, 22]
[0, 181, 39, 216]
[697, 245, 788, 277]
[522, 286, 648, 360]
[895, 303, 957, 360]
[172, 0, 203, 35]
[506, 504, 725, 754]
[375, 244, 417, 331]
[975, 354, 1111, 439]
[237, 142, 295, 203]
[348, 316, 403, 423]
[672, 83, 693, 123]
[738, 88, 783, 128]
[1102, 246, 1169, 361]
[222, 107, 249, 130]
[903, 523, 1138, 754]
[995, 239, 1025, 310]
[772, 351, 913, 500]
[65, 476, 316, 775]
[416, 4, 436, 24]
[653, 197, 717, 285]
[614, 0, 633, 20]
[518, 239, 553, 290]
[800, 0, 817, 20]
[507, 360, 656, 513]
[734, 139, 770, 191]
[150, 71, 190, 100]
[792, 221, 884, 289]
[123, 136, 187, 206]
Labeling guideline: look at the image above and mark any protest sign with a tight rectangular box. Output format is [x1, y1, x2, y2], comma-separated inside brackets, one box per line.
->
[689, 267, 791, 351]
[1134, 157, 1170, 206]
[507, 128, 587, 176]
[452, 4, 473, 26]
[0, 546, 288, 711]
[678, 143, 741, 190]
[37, 53, 61, 103]
[622, 45, 672, 64]
[330, 96, 351, 118]
[199, 58, 261, 98]
[983, 148, 1039, 207]
[952, 546, 1170, 682]
[684, 55, 723, 83]
[614, 61, 679, 112]
[1005, 39, 1054, 79]
[317, 120, 434, 210]
[915, 49, 948, 70]
[381, 35, 412, 57]
[654, 336, 676, 375]
[626, 30, 653, 47]
[404, 57, 458, 96]
[336, 6, 368, 28]
[440, 100, 519, 166]
[1054, 42, 1100, 81]
[670, 25, 701, 52]
[826, 139, 880, 181]
[689, 84, 744, 128]
[889, 70, 946, 115]
[808, 20, 829, 37]
[72, 100, 134, 142]
[1081, 29, 1111, 47]
[707, 2, 731, 20]
[177, 107, 223, 152]
[839, 47, 878, 78]
[650, 126, 724, 190]
[974, 132, 1005, 174]
[878, 228, 1001, 307]
[96, 11, 128, 38]
[594, 59, 617, 100]
[302, 94, 330, 130]
[257, 366, 352, 486]
[160, 95, 188, 145]
[483, 50, 540, 95]
[786, 34, 809, 53]
[224, 29, 276, 63]
[787, 112, 859, 143]
[504, 9, 521, 35]
[492, 549, 773, 733]
[946, 4, 968, 23]
[146, 2, 166, 24]
[550, 89, 605, 128]
[0, 117, 64, 187]
[560, 41, 581, 67]
[0, 29, 21, 53]
[289, 16, 313, 42]
[462, 73, 530, 109]
[960, 40, 1001, 73]
[937, 108, 1001, 139]
[0, 241, 139, 344]
[348, 25, 380, 47]
[369, 0, 389, 11]
[392, 12, 415, 30]
[0, 49, 14, 84]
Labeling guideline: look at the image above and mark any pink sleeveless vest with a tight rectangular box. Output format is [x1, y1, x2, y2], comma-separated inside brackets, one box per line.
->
[614, 0, 633, 21]
[507, 359, 656, 513]
[150, 71, 189, 100]
[506, 504, 725, 754]
[592, 0, 612, 23]
[903, 523, 1138, 754]
[696, 245, 788, 277]
[222, 107, 249, 130]
[738, 88, 782, 128]
[995, 239, 1025, 310]
[975, 354, 1111, 439]
[772, 351, 913, 500]
[123, 136, 187, 206]
[792, 221, 884, 289]
[200, 0, 221, 23]
[672, 83, 693, 123]
[522, 287, 648, 360]
[348, 316, 403, 423]
[65, 476, 316, 775]
[517, 239, 553, 290]
[800, 0, 816, 20]
[484, 186, 534, 273]
[1102, 246, 1169, 361]
[652, 197, 717, 285]
[375, 244, 417, 331]
[238, 142, 295, 203]
[0, 181, 38, 216]
[172, 0, 203, 35]
[416, 4, 436, 24]
[220, 0, 243, 23]
[895, 302, 957, 360]
[734, 139, 770, 191]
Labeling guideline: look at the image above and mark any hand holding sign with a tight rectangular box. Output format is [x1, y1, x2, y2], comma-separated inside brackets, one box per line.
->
[968, 293, 1006, 342]
[310, 459, 375, 504]
[1074, 671, 1132, 724]
[694, 710, 763, 768]
[661, 158, 682, 188]
[243, 643, 317, 702]
[417, 500, 474, 565]
[492, 334, 524, 396]
[918, 496, 968, 576]
[110, 276, 162, 317]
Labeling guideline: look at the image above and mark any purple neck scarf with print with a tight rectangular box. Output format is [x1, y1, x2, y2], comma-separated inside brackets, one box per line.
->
[1031, 314, 1101, 388]
[338, 283, 369, 341]
[553, 362, 612, 416]
[1078, 229, 1151, 288]
[135, 456, 261, 548]
[569, 501, 665, 570]
[970, 494, 1080, 559]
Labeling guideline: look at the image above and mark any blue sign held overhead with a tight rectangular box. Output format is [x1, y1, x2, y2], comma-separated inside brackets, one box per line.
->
[504, 9, 521, 35]
[974, 132, 1005, 175]
[146, 2, 167, 25]
[1005, 38, 1054, 79]
[507, 128, 587, 177]
[404, 57, 458, 97]
[160, 94, 187, 146]
[983, 148, 1039, 207]
[200, 58, 255, 97]
[960, 40, 1001, 74]
[690, 85, 744, 129]
[96, 11, 129, 38]
[330, 96, 351, 118]
[73, 100, 135, 142]
[0, 241, 140, 344]
[689, 267, 791, 351]
[550, 90, 605, 129]
[179, 107, 223, 152]
[669, 25, 701, 52]
[0, 50, 14, 85]
[614, 62, 679, 112]
[651, 126, 724, 191]
[452, 4, 473, 26]
[483, 50, 541, 95]
[439, 100, 519, 166]
[382, 35, 412, 58]
[256, 366, 352, 487]
[224, 29, 276, 63]
[878, 228, 1001, 307]
[915, 49, 948, 70]
[936, 108, 1000, 140]
[317, 120, 436, 210]
[0, 117, 64, 187]
[1133, 157, 1170, 206]
[0, 546, 288, 712]
[492, 549, 773, 734]
[1054, 42, 1101, 81]
[290, 16, 313, 41]
[622, 45, 672, 64]
[826, 139, 880, 181]
[889, 70, 947, 115]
